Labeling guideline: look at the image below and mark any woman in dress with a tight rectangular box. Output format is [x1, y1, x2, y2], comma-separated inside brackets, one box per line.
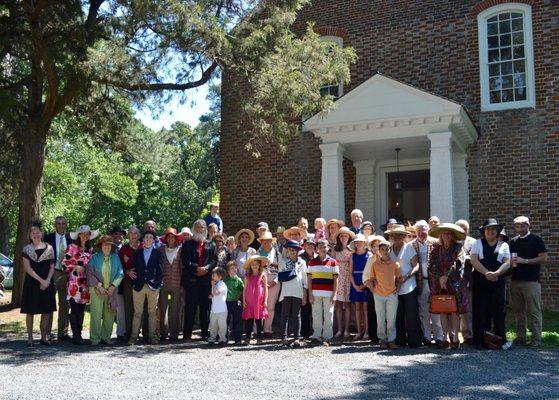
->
[231, 229, 257, 279]
[64, 225, 98, 344]
[428, 223, 467, 349]
[349, 234, 371, 340]
[20, 223, 56, 347]
[333, 226, 354, 339]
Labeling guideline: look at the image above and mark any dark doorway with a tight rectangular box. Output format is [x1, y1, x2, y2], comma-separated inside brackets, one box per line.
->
[387, 170, 430, 224]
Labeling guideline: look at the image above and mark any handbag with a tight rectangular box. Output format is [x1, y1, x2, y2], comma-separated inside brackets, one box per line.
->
[429, 290, 458, 314]
[278, 268, 297, 282]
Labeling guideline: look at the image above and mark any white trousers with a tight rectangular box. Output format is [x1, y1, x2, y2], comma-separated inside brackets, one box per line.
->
[311, 297, 334, 340]
[373, 292, 398, 342]
[418, 281, 443, 341]
[209, 312, 228, 342]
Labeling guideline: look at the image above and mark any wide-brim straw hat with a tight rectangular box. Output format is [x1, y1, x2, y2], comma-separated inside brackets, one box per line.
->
[428, 223, 466, 241]
[333, 226, 356, 242]
[348, 233, 367, 252]
[384, 224, 408, 238]
[242, 255, 269, 271]
[283, 226, 306, 240]
[325, 219, 345, 230]
[257, 230, 277, 243]
[96, 235, 116, 248]
[70, 225, 100, 241]
[160, 227, 185, 245]
[368, 235, 387, 251]
[235, 229, 255, 245]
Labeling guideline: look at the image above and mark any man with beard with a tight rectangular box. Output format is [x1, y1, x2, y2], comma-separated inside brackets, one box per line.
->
[181, 219, 218, 341]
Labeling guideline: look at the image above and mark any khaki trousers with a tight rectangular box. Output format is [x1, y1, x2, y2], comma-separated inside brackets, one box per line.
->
[511, 281, 542, 345]
[131, 284, 159, 341]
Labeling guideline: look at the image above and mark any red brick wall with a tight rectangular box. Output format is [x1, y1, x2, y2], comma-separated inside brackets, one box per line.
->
[221, 0, 559, 309]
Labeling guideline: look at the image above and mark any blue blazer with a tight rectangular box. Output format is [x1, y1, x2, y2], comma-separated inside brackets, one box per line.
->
[132, 246, 163, 292]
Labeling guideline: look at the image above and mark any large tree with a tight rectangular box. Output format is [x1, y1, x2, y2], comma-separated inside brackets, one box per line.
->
[0, 0, 355, 307]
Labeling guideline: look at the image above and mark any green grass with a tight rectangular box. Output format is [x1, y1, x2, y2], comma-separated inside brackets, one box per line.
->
[506, 309, 559, 349]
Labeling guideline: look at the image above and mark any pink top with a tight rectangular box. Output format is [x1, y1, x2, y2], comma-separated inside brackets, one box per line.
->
[242, 274, 269, 320]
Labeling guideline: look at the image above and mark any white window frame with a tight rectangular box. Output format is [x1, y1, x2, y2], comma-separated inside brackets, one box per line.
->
[477, 3, 535, 112]
[320, 35, 344, 98]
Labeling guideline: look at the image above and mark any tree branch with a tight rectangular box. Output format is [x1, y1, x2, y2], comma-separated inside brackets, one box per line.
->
[96, 61, 219, 91]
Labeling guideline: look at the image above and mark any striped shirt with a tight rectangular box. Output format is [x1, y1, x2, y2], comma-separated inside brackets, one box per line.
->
[307, 255, 339, 297]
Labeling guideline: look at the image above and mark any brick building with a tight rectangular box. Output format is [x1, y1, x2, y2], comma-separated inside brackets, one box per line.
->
[220, 0, 559, 309]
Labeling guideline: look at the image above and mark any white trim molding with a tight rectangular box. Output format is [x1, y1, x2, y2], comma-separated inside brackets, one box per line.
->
[477, 3, 536, 112]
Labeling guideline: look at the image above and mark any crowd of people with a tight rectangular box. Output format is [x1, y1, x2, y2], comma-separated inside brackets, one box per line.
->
[18, 203, 548, 351]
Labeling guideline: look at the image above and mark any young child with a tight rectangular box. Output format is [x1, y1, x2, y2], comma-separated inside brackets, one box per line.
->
[313, 218, 327, 241]
[208, 267, 228, 345]
[307, 239, 339, 346]
[242, 255, 269, 345]
[370, 240, 401, 350]
[224, 261, 244, 345]
[278, 240, 308, 348]
[349, 234, 371, 340]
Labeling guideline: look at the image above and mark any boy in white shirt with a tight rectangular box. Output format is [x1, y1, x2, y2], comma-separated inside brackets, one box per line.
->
[208, 267, 228, 346]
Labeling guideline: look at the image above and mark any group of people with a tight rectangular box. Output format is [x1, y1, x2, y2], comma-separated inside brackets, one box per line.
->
[19, 203, 547, 351]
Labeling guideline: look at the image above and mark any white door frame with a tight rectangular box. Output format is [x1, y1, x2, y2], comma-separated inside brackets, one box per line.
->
[374, 157, 430, 230]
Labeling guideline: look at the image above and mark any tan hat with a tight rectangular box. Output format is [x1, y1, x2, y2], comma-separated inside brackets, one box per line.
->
[348, 233, 367, 252]
[96, 235, 116, 248]
[276, 226, 286, 234]
[333, 226, 356, 242]
[242, 255, 269, 271]
[234, 228, 255, 245]
[428, 223, 466, 241]
[283, 226, 306, 240]
[384, 224, 408, 237]
[513, 216, 530, 225]
[368, 235, 387, 251]
[325, 219, 345, 230]
[257, 231, 277, 243]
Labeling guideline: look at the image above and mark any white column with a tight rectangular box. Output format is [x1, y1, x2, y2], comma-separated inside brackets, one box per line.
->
[427, 132, 454, 222]
[354, 159, 376, 222]
[319, 142, 345, 220]
[453, 152, 469, 221]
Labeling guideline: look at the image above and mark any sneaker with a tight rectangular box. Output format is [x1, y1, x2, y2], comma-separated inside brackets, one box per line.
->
[234, 340, 242, 346]
[292, 339, 301, 348]
[379, 341, 388, 349]
[388, 342, 398, 350]
[322, 339, 331, 347]
[242, 338, 251, 346]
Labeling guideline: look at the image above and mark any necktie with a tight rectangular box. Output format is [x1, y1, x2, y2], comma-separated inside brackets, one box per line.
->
[58, 235, 66, 269]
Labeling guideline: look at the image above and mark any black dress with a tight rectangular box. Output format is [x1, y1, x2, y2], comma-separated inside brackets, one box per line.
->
[20, 245, 57, 315]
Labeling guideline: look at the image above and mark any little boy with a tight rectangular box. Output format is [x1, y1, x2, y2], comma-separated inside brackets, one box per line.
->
[224, 261, 244, 345]
[370, 240, 401, 350]
[208, 267, 228, 346]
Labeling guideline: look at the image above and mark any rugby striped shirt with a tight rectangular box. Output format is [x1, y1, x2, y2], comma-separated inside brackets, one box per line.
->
[307, 255, 339, 297]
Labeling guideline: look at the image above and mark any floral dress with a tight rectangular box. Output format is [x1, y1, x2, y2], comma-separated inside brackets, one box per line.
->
[428, 243, 469, 314]
[334, 248, 352, 302]
[63, 244, 92, 304]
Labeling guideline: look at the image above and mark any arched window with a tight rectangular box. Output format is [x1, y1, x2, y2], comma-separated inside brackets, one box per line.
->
[320, 35, 344, 98]
[477, 3, 535, 111]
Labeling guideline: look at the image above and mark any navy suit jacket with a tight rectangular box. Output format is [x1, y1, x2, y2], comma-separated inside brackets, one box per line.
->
[44, 232, 72, 266]
[132, 246, 163, 292]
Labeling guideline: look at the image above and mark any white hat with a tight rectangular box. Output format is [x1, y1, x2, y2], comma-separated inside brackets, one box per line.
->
[70, 225, 100, 241]
[180, 227, 193, 236]
[349, 233, 367, 251]
[513, 216, 530, 225]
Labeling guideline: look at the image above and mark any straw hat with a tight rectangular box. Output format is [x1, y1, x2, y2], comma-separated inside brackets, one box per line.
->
[325, 219, 345, 230]
[348, 233, 367, 252]
[332, 226, 356, 242]
[368, 235, 387, 251]
[235, 228, 255, 245]
[428, 223, 466, 241]
[257, 230, 277, 243]
[283, 226, 306, 240]
[384, 224, 408, 237]
[180, 227, 193, 236]
[160, 227, 185, 245]
[276, 226, 286, 234]
[242, 255, 269, 271]
[70, 225, 100, 241]
[96, 235, 116, 248]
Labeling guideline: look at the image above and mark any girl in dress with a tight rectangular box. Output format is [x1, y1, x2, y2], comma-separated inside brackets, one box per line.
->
[242, 255, 269, 344]
[349, 234, 372, 340]
[333, 227, 354, 339]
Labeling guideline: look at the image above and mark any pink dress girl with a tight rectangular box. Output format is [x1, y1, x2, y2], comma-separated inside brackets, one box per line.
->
[242, 273, 269, 341]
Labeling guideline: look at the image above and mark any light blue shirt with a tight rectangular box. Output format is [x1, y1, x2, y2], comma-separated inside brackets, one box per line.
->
[143, 246, 153, 265]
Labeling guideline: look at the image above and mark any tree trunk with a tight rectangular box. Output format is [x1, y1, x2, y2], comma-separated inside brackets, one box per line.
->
[10, 121, 47, 308]
[0, 215, 9, 256]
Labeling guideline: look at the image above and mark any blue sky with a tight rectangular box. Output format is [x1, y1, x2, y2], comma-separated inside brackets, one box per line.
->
[134, 84, 211, 131]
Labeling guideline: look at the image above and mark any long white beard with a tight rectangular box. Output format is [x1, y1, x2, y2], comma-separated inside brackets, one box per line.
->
[192, 232, 207, 242]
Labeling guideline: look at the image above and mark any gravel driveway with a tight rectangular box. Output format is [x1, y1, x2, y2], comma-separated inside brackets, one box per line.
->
[0, 339, 557, 399]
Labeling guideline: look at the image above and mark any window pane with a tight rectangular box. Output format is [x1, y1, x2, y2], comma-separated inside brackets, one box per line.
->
[488, 22, 499, 35]
[499, 34, 511, 47]
[512, 32, 524, 45]
[513, 45, 525, 59]
[499, 13, 510, 21]
[502, 89, 514, 102]
[512, 18, 523, 32]
[501, 62, 513, 75]
[490, 77, 502, 90]
[513, 60, 526, 73]
[502, 75, 513, 89]
[489, 49, 500, 62]
[488, 35, 499, 49]
[490, 90, 501, 103]
[501, 47, 512, 60]
[489, 64, 500, 77]
[513, 73, 526, 88]
[511, 13, 522, 19]
[500, 20, 511, 33]
[514, 87, 526, 100]
[488, 15, 499, 23]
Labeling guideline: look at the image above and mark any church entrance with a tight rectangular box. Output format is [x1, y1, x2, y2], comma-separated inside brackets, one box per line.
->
[387, 170, 430, 224]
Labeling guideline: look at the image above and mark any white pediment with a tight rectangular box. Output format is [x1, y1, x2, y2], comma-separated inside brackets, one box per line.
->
[305, 74, 463, 130]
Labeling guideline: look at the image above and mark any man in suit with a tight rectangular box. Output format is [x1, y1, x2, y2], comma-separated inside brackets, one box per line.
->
[181, 219, 217, 341]
[128, 231, 163, 345]
[44, 215, 72, 341]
